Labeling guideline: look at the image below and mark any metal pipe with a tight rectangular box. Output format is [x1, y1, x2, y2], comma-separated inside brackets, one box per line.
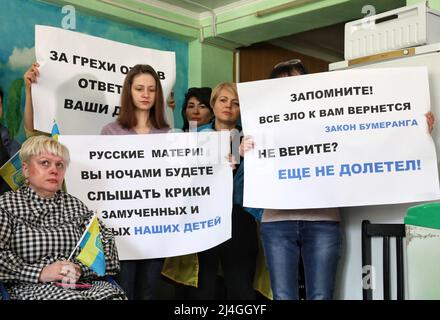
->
[234, 50, 240, 82]
[99, 0, 247, 47]
[181, 0, 249, 47]
[99, 0, 200, 29]
[182, 0, 217, 37]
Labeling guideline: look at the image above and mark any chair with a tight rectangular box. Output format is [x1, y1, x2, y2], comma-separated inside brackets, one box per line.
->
[361, 220, 405, 300]
[105, 275, 123, 291]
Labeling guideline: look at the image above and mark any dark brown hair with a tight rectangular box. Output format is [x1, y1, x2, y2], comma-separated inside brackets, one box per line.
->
[270, 59, 308, 78]
[181, 87, 213, 131]
[118, 64, 169, 129]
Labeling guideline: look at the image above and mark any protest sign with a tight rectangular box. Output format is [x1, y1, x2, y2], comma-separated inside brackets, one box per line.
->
[238, 67, 440, 209]
[33, 25, 176, 134]
[60, 131, 232, 259]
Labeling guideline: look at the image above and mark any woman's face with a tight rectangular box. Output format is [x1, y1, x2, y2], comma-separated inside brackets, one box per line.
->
[131, 73, 156, 112]
[212, 88, 240, 126]
[185, 96, 213, 127]
[22, 153, 66, 198]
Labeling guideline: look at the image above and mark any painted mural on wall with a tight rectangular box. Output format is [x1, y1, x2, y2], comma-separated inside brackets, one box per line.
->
[0, 0, 188, 143]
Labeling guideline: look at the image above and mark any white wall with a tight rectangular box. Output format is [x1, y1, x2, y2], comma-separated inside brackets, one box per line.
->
[331, 46, 440, 299]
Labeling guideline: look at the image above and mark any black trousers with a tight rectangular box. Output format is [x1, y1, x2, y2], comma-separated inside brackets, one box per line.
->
[116, 258, 164, 300]
[181, 205, 258, 300]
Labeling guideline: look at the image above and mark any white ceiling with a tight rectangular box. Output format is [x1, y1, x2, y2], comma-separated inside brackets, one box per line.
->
[135, 0, 406, 62]
[137, 0, 345, 61]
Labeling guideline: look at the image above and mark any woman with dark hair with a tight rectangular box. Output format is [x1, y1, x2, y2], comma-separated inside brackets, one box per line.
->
[101, 64, 169, 300]
[180, 87, 213, 131]
[240, 59, 435, 300]
[239, 60, 342, 300]
[269, 59, 307, 78]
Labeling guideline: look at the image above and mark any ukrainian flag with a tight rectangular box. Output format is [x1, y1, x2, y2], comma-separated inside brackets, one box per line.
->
[0, 150, 24, 191]
[51, 121, 60, 141]
[77, 215, 106, 276]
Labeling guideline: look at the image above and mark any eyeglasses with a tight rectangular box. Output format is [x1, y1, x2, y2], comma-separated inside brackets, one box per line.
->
[273, 59, 302, 69]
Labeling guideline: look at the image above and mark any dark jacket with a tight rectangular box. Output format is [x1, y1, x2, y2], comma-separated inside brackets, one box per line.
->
[0, 124, 20, 158]
[0, 137, 11, 195]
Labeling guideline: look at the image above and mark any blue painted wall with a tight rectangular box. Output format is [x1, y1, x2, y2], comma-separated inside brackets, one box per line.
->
[0, 0, 188, 142]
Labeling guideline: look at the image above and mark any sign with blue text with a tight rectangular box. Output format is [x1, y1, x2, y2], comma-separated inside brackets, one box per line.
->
[60, 131, 232, 259]
[238, 67, 440, 209]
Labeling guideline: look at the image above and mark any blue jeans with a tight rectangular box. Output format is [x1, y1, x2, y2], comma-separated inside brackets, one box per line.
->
[260, 220, 341, 300]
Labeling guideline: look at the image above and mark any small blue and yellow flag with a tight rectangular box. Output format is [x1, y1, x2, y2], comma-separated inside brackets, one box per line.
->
[0, 150, 25, 191]
[76, 215, 106, 276]
[51, 121, 60, 141]
[50, 121, 66, 192]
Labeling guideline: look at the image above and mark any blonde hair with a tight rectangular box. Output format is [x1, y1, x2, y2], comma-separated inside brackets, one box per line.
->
[20, 135, 70, 165]
[210, 82, 238, 107]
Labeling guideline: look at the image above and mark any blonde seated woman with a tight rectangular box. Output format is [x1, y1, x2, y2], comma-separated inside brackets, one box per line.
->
[0, 135, 126, 300]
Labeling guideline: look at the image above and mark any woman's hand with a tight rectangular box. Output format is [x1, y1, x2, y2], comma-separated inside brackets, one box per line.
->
[167, 91, 175, 111]
[425, 111, 435, 134]
[38, 260, 82, 283]
[225, 153, 238, 170]
[23, 62, 40, 132]
[24, 62, 40, 90]
[239, 136, 255, 157]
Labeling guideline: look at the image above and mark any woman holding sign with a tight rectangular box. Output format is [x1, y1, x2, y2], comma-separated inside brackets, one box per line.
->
[101, 64, 170, 300]
[23, 62, 40, 137]
[241, 61, 343, 300]
[240, 59, 435, 300]
[0, 135, 126, 299]
[164, 82, 258, 300]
